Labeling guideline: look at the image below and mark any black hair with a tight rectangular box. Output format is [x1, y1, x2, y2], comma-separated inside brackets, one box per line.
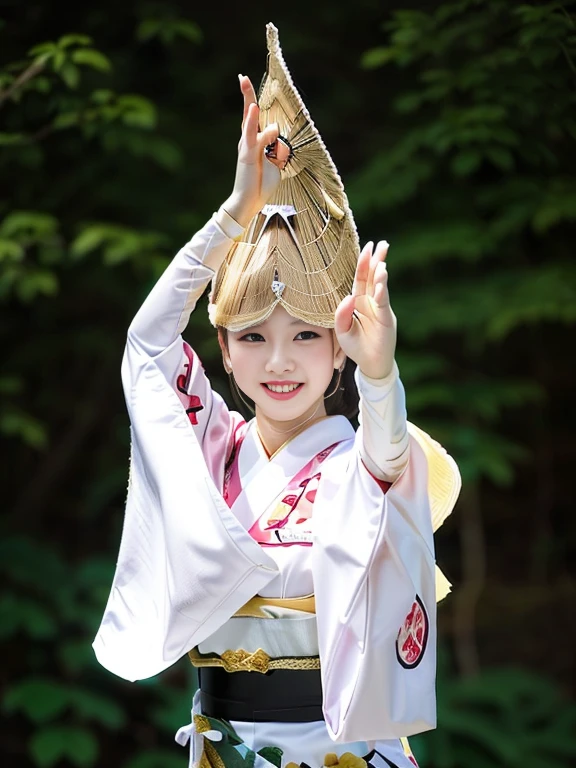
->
[217, 327, 359, 421]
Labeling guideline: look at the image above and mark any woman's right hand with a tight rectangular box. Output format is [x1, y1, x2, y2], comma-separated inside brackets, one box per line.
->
[222, 75, 282, 229]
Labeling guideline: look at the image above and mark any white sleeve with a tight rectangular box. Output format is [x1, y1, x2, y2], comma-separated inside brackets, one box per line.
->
[124, 209, 244, 475]
[126, 209, 243, 379]
[355, 362, 410, 483]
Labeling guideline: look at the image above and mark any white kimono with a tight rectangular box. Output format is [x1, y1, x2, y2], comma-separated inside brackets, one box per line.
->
[93, 213, 461, 768]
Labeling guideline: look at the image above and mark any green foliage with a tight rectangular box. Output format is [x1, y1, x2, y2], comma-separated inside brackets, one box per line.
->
[412, 666, 576, 767]
[0, 535, 191, 766]
[1, 2, 575, 767]
[30, 726, 98, 768]
[352, 0, 576, 481]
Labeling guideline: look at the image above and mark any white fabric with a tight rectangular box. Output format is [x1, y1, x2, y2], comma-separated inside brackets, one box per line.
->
[355, 363, 410, 482]
[178, 690, 416, 768]
[197, 609, 319, 657]
[93, 214, 461, 747]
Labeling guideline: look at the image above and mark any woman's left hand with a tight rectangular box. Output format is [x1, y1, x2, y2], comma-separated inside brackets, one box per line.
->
[334, 240, 396, 380]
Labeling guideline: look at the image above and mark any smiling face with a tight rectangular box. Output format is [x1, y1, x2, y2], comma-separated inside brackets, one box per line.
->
[221, 305, 346, 423]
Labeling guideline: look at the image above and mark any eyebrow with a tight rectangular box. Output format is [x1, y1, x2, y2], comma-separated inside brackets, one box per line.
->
[247, 319, 314, 330]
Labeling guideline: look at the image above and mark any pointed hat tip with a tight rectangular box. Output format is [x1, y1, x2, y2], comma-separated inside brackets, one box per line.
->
[266, 22, 280, 47]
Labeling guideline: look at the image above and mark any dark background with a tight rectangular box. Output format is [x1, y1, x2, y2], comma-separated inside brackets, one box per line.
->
[1, 1, 575, 766]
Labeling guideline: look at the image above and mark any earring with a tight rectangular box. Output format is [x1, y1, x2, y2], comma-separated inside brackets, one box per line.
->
[229, 372, 255, 415]
[324, 363, 345, 399]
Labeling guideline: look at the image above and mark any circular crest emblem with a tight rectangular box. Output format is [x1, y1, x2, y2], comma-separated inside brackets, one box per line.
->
[396, 595, 429, 669]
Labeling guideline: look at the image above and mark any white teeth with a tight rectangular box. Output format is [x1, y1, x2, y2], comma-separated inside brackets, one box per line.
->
[265, 383, 300, 393]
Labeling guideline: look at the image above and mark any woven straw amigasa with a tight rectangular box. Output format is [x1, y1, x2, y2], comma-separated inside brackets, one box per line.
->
[209, 23, 360, 332]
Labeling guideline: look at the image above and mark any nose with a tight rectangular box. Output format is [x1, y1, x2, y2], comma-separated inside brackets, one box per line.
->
[264, 343, 295, 374]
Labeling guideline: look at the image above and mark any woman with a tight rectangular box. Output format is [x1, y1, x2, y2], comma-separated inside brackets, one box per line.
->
[94, 24, 460, 768]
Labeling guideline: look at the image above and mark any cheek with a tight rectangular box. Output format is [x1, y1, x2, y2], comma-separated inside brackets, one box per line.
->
[228, 344, 257, 383]
[307, 339, 336, 372]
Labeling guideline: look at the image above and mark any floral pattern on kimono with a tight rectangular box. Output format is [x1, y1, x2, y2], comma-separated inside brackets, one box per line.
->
[185, 714, 419, 768]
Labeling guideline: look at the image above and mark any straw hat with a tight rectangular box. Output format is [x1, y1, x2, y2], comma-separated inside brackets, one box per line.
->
[209, 23, 360, 331]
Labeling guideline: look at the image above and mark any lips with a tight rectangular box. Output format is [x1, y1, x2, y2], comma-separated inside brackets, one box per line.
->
[264, 382, 301, 393]
[261, 382, 304, 401]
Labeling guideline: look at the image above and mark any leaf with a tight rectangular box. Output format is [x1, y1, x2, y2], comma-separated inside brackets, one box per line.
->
[0, 132, 25, 145]
[173, 20, 203, 44]
[57, 640, 100, 675]
[52, 49, 66, 73]
[0, 238, 24, 261]
[70, 225, 113, 257]
[58, 34, 93, 48]
[451, 149, 482, 176]
[136, 19, 161, 42]
[90, 88, 114, 104]
[30, 75, 51, 93]
[60, 62, 80, 88]
[0, 211, 58, 238]
[67, 688, 127, 729]
[360, 46, 397, 69]
[71, 48, 112, 72]
[3, 679, 68, 723]
[53, 111, 80, 129]
[0, 409, 48, 449]
[394, 91, 423, 113]
[117, 94, 157, 128]
[15, 268, 58, 301]
[485, 145, 515, 171]
[257, 747, 283, 768]
[0, 595, 56, 638]
[30, 725, 98, 768]
[28, 42, 56, 57]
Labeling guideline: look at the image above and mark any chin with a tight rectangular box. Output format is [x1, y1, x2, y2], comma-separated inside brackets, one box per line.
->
[258, 396, 324, 422]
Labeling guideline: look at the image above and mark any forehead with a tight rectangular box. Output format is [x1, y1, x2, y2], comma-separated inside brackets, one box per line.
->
[235, 306, 321, 333]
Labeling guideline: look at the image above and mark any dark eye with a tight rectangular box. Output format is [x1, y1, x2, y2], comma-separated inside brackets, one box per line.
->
[295, 331, 320, 341]
[239, 332, 264, 342]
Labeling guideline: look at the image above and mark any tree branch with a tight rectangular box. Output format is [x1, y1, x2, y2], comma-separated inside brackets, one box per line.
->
[0, 60, 46, 109]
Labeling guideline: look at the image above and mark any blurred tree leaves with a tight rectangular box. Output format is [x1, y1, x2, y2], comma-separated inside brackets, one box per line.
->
[352, 0, 576, 483]
[412, 666, 576, 767]
[1, 0, 575, 766]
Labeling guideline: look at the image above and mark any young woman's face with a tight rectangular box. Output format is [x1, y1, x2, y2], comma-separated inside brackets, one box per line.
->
[225, 306, 345, 422]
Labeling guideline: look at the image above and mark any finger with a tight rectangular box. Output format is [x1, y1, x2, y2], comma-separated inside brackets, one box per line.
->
[242, 102, 260, 151]
[239, 74, 258, 130]
[372, 261, 390, 308]
[258, 122, 280, 154]
[352, 242, 373, 297]
[367, 240, 388, 296]
[334, 294, 356, 337]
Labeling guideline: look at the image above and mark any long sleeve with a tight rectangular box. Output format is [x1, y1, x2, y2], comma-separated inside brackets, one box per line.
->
[93, 210, 279, 682]
[127, 209, 244, 379]
[355, 362, 410, 483]
[125, 210, 245, 478]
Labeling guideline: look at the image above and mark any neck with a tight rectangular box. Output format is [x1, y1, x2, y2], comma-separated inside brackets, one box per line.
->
[255, 398, 327, 458]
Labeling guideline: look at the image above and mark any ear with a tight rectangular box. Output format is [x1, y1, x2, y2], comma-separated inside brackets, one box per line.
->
[332, 333, 346, 371]
[217, 329, 232, 374]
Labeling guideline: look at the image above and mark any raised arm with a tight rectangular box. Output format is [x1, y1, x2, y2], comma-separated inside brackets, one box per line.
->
[334, 241, 409, 482]
[127, 75, 282, 373]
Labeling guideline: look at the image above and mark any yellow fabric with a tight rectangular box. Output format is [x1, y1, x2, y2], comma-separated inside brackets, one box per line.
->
[234, 594, 316, 617]
[407, 422, 461, 602]
[400, 736, 415, 760]
[188, 645, 320, 673]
